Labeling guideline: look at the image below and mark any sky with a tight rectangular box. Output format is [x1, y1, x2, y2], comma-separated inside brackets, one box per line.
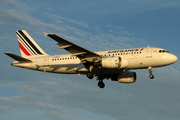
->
[1, 0, 180, 120]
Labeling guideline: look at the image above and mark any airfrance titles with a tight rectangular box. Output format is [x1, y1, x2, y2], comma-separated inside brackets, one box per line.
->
[107, 48, 142, 54]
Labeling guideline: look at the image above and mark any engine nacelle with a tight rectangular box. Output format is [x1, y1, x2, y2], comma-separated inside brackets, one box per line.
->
[101, 57, 128, 69]
[111, 72, 136, 83]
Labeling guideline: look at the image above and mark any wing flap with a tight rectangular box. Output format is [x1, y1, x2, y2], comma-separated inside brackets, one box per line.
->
[58, 44, 72, 49]
[71, 52, 87, 56]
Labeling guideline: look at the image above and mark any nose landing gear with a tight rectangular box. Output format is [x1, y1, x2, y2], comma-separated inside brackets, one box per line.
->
[149, 74, 154, 79]
[148, 67, 154, 79]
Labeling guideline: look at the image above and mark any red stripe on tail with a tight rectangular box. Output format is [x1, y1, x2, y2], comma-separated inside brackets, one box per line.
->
[18, 41, 31, 56]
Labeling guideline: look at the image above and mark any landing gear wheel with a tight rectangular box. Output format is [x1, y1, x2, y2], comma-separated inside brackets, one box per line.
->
[98, 81, 105, 89]
[148, 67, 154, 79]
[86, 72, 94, 79]
[149, 74, 154, 79]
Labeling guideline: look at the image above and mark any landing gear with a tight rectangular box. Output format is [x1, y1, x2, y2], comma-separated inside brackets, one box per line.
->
[96, 75, 108, 88]
[149, 74, 154, 79]
[86, 72, 94, 79]
[148, 67, 154, 79]
[86, 72, 106, 88]
[98, 80, 105, 89]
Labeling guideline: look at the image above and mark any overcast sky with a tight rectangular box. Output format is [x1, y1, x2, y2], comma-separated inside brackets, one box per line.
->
[1, 0, 180, 120]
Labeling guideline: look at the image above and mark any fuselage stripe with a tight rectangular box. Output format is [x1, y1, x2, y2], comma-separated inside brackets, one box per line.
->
[18, 31, 43, 55]
[18, 41, 31, 56]
[16, 32, 37, 55]
[17, 36, 34, 55]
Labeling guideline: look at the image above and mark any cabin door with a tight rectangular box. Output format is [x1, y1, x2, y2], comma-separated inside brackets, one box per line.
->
[146, 48, 152, 58]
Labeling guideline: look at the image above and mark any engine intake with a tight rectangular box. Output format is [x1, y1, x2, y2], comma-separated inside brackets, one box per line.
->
[101, 57, 128, 69]
[111, 71, 136, 83]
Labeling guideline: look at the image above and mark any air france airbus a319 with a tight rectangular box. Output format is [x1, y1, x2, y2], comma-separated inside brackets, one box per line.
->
[5, 30, 178, 88]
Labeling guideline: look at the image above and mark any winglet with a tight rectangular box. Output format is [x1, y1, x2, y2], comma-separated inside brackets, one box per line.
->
[43, 32, 49, 37]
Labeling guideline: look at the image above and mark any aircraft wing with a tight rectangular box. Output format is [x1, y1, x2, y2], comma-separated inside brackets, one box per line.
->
[44, 32, 102, 63]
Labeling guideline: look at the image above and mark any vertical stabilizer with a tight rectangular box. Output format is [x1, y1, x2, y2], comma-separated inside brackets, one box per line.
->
[16, 30, 48, 57]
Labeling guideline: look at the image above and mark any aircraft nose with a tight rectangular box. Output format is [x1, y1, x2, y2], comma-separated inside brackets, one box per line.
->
[170, 54, 178, 63]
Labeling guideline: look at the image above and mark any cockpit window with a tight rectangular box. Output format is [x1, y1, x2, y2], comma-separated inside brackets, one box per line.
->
[159, 50, 169, 53]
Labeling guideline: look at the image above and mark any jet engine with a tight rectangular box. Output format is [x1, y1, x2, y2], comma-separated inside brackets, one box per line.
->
[101, 57, 128, 69]
[111, 71, 136, 83]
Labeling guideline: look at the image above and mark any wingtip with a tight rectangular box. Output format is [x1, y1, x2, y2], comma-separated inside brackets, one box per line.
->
[4, 52, 12, 55]
[43, 32, 49, 37]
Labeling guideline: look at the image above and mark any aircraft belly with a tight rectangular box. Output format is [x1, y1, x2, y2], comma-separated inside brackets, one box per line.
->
[91, 67, 123, 74]
[37, 66, 53, 72]
[53, 68, 77, 74]
[43, 64, 87, 74]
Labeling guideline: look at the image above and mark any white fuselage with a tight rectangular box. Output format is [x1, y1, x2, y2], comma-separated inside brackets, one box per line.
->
[12, 47, 178, 75]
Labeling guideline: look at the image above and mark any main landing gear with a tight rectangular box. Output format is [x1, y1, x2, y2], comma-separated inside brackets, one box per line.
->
[98, 80, 105, 89]
[148, 67, 154, 79]
[86, 72, 94, 79]
[86, 72, 106, 89]
[96, 75, 108, 89]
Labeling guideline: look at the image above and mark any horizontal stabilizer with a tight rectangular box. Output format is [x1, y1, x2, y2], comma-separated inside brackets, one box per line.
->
[4, 53, 32, 63]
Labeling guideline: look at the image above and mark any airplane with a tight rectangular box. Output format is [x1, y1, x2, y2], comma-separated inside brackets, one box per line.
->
[5, 30, 178, 88]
